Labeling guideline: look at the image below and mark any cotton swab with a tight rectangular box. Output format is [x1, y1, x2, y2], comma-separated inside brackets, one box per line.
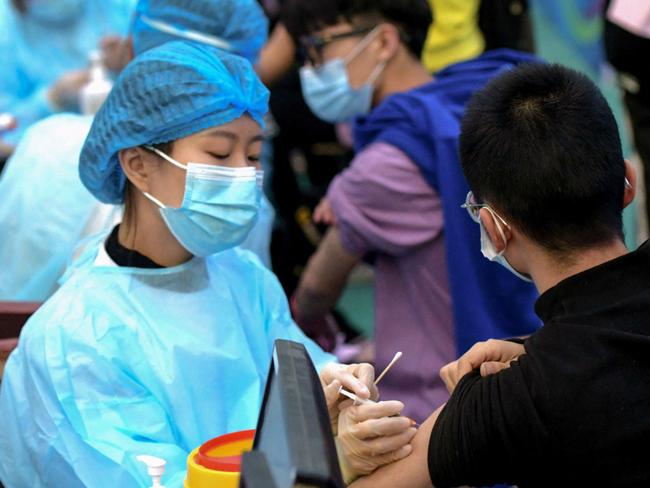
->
[374, 351, 403, 386]
[336, 351, 403, 405]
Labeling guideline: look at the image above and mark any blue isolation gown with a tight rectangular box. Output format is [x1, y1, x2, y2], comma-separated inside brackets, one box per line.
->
[0, 114, 119, 301]
[0, 236, 333, 487]
[0, 0, 135, 144]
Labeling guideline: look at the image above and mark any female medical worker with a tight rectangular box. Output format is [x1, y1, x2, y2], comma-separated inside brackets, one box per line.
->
[0, 41, 404, 487]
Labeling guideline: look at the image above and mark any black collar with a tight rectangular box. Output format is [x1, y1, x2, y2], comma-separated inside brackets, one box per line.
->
[535, 241, 650, 322]
[104, 225, 164, 269]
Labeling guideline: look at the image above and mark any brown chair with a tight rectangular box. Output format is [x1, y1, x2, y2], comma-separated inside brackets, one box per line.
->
[0, 301, 41, 379]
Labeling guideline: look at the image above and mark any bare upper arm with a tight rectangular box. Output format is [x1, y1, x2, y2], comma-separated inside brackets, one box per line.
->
[349, 405, 445, 488]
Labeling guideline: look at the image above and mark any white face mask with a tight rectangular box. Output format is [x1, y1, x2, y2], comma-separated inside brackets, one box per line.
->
[479, 210, 533, 283]
[143, 146, 261, 257]
[299, 26, 386, 123]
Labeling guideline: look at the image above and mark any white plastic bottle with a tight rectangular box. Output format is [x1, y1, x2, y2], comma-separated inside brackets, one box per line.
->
[80, 51, 113, 115]
[136, 454, 167, 488]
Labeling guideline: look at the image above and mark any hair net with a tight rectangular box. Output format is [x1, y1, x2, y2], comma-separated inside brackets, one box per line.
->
[131, 0, 268, 63]
[79, 40, 269, 204]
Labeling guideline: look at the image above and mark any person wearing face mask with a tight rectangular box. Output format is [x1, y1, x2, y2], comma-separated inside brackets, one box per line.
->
[0, 0, 135, 149]
[286, 0, 541, 423]
[333, 62, 650, 488]
[0, 0, 276, 304]
[0, 42, 417, 487]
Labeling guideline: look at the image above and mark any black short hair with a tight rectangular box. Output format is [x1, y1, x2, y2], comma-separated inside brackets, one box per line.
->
[282, 0, 432, 59]
[459, 63, 626, 255]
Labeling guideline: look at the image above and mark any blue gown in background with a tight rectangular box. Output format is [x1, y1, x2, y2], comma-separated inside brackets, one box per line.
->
[0, 236, 333, 487]
[0, 114, 114, 301]
[0, 0, 135, 144]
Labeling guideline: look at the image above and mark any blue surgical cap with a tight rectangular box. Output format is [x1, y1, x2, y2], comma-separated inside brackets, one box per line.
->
[131, 0, 268, 63]
[80, 40, 269, 204]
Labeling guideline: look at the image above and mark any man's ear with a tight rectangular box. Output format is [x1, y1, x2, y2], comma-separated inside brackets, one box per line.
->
[623, 159, 637, 209]
[118, 147, 157, 194]
[479, 207, 511, 253]
[375, 23, 401, 63]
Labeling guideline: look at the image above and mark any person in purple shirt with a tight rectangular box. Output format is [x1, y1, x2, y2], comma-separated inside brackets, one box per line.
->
[286, 0, 541, 423]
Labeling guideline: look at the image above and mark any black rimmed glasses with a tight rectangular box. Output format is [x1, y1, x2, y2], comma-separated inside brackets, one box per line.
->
[299, 26, 374, 67]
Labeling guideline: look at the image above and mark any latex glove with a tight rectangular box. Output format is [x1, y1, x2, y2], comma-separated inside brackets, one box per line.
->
[320, 362, 379, 435]
[313, 197, 337, 226]
[48, 69, 90, 111]
[100, 35, 133, 73]
[336, 399, 417, 482]
[440, 339, 526, 393]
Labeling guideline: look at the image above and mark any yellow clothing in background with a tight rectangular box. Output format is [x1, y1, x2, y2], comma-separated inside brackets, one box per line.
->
[422, 0, 485, 73]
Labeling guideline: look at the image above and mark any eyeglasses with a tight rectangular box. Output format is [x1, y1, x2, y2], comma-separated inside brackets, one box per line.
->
[299, 26, 374, 67]
[460, 191, 510, 227]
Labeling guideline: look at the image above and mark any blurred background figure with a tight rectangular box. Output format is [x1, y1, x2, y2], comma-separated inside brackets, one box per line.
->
[528, 0, 641, 245]
[0, 0, 135, 157]
[0, 115, 119, 301]
[604, 0, 650, 234]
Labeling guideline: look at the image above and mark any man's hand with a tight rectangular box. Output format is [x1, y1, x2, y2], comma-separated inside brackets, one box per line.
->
[337, 400, 417, 481]
[320, 362, 379, 434]
[313, 197, 337, 226]
[100, 35, 132, 73]
[440, 339, 526, 393]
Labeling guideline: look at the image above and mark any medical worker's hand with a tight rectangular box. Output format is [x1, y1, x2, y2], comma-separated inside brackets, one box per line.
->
[320, 362, 379, 434]
[313, 198, 337, 226]
[440, 339, 526, 393]
[48, 70, 90, 111]
[100, 35, 132, 73]
[336, 400, 417, 481]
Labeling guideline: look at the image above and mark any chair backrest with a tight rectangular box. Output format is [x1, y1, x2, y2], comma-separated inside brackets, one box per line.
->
[0, 301, 41, 339]
[0, 302, 40, 379]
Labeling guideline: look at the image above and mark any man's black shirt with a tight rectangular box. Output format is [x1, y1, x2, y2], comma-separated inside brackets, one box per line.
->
[428, 242, 650, 487]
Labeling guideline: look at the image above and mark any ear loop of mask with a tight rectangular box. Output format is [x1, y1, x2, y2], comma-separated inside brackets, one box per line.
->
[140, 145, 185, 210]
[145, 145, 187, 170]
[342, 26, 387, 87]
[342, 25, 383, 66]
[138, 14, 234, 52]
[483, 207, 509, 254]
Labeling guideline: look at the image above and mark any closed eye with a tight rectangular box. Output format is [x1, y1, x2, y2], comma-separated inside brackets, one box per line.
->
[208, 152, 229, 160]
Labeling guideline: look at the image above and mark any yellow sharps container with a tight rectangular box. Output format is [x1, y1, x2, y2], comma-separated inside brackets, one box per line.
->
[184, 429, 255, 488]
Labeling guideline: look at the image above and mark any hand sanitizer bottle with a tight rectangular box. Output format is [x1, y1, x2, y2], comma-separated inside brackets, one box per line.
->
[136, 454, 167, 488]
[80, 51, 113, 115]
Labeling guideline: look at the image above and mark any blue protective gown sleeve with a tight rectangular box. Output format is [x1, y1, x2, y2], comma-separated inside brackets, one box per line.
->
[259, 255, 335, 372]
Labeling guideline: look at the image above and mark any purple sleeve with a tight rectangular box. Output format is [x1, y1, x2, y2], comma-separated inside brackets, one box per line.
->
[327, 142, 444, 257]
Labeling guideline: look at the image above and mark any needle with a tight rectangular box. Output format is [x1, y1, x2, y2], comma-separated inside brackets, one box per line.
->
[374, 351, 402, 386]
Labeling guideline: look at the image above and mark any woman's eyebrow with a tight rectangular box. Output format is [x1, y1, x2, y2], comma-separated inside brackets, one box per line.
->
[203, 129, 237, 141]
[249, 134, 264, 144]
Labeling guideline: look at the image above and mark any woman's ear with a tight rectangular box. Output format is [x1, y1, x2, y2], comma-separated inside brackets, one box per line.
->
[118, 147, 156, 194]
